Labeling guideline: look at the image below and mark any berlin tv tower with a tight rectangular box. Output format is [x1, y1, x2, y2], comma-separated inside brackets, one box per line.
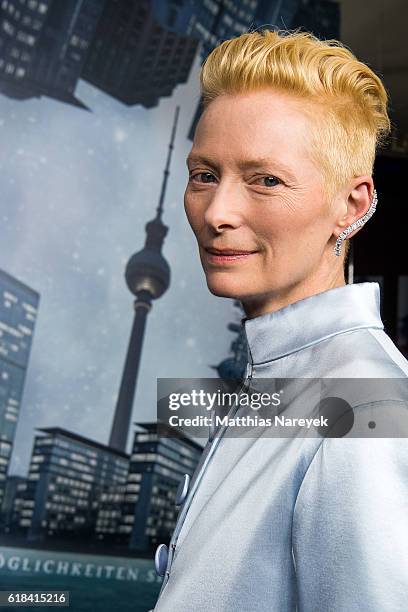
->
[109, 106, 180, 453]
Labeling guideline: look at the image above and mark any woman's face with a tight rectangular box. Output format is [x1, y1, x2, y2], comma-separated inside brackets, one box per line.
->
[184, 89, 344, 317]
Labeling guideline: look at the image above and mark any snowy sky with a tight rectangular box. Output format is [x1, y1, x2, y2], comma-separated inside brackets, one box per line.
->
[3, 52, 240, 475]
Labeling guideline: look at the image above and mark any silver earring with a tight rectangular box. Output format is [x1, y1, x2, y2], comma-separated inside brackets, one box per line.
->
[334, 189, 378, 257]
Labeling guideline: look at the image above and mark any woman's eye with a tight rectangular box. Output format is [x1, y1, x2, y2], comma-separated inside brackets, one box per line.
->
[188, 173, 280, 187]
[258, 176, 280, 187]
[189, 172, 216, 184]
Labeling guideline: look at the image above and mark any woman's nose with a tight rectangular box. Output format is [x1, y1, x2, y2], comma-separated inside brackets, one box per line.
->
[203, 183, 244, 232]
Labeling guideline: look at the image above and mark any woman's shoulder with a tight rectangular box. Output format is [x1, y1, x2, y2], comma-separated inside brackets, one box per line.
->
[364, 327, 408, 377]
[311, 326, 408, 378]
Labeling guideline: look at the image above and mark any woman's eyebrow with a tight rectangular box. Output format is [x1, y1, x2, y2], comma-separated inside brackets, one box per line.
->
[186, 154, 297, 180]
[186, 154, 217, 167]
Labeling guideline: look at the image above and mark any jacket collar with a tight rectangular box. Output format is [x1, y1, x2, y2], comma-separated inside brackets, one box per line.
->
[241, 282, 384, 365]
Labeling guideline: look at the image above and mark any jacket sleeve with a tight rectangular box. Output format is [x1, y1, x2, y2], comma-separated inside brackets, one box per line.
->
[292, 406, 408, 612]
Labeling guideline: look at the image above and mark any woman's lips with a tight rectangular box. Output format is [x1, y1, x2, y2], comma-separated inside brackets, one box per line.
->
[204, 249, 259, 264]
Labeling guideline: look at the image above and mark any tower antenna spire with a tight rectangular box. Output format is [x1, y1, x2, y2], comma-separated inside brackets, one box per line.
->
[156, 105, 180, 220]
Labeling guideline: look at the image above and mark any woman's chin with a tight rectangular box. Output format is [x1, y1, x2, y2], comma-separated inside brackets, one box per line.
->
[205, 275, 250, 300]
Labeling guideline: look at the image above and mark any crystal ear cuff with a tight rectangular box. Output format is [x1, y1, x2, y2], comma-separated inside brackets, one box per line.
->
[334, 189, 378, 256]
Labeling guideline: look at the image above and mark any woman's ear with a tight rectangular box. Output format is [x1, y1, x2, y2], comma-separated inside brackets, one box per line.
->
[335, 176, 374, 240]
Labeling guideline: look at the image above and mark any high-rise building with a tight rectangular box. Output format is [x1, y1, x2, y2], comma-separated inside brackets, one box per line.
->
[0, 268, 39, 509]
[120, 422, 202, 553]
[82, 0, 198, 108]
[184, 0, 259, 62]
[0, 0, 104, 108]
[290, 0, 340, 40]
[94, 481, 126, 540]
[14, 427, 129, 542]
[0, 474, 26, 531]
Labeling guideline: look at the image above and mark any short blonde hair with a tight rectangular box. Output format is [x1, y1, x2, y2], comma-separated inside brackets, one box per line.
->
[200, 29, 391, 204]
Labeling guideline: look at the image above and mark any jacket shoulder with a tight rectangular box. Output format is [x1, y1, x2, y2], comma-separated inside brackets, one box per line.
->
[312, 327, 408, 378]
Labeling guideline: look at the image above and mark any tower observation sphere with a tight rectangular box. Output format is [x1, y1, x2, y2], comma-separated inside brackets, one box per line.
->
[125, 219, 171, 300]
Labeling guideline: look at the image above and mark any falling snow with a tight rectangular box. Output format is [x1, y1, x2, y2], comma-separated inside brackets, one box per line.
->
[114, 128, 127, 143]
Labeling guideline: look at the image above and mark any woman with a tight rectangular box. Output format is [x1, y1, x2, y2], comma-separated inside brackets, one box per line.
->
[152, 29, 408, 611]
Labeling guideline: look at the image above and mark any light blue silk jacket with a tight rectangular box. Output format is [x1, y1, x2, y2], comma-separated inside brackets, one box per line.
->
[152, 282, 408, 611]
